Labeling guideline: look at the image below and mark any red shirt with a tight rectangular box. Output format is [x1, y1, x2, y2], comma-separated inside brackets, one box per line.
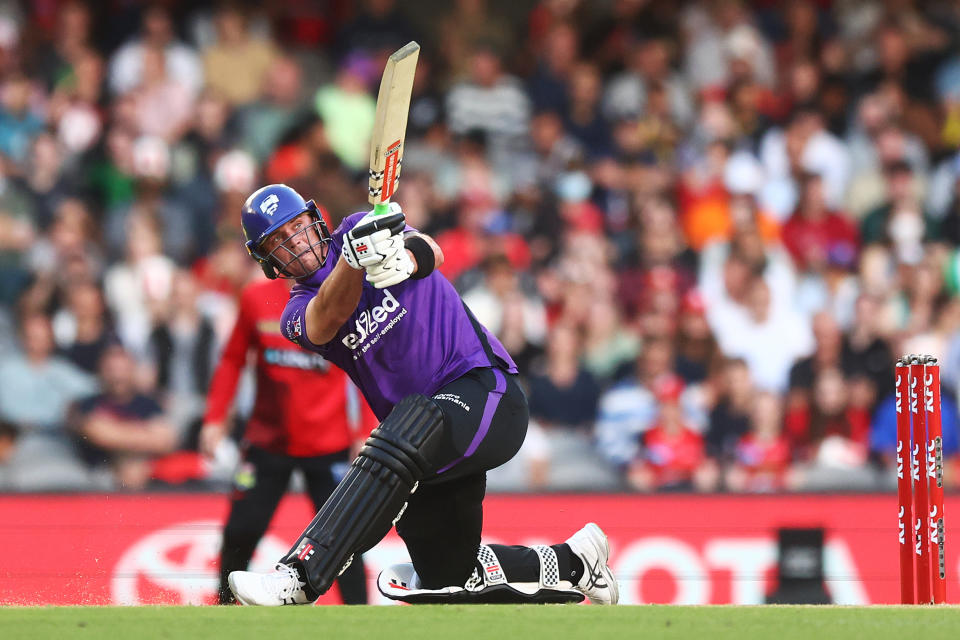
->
[642, 423, 705, 488]
[434, 228, 531, 283]
[733, 433, 792, 491]
[781, 211, 859, 271]
[784, 404, 870, 461]
[203, 279, 376, 457]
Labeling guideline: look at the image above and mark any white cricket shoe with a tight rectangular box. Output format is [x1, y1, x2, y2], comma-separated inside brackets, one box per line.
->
[228, 564, 314, 606]
[565, 522, 619, 605]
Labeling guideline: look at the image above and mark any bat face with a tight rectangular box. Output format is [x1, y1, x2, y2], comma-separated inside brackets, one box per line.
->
[368, 41, 420, 211]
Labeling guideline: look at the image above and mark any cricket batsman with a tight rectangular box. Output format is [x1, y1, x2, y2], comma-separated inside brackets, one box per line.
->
[227, 184, 618, 605]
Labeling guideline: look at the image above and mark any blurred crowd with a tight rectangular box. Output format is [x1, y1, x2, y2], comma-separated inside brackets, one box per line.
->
[1, 0, 960, 493]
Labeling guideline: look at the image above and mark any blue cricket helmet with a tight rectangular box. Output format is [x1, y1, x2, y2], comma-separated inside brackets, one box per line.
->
[241, 184, 331, 279]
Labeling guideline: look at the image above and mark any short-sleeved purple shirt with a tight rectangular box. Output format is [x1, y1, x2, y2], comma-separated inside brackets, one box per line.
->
[280, 211, 517, 419]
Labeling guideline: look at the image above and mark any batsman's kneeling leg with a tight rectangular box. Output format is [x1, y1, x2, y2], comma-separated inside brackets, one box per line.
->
[283, 394, 445, 598]
[377, 545, 585, 605]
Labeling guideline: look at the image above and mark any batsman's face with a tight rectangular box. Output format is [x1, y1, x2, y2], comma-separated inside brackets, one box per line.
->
[262, 213, 326, 278]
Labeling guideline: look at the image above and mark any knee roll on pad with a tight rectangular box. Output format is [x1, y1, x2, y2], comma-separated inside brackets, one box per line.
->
[360, 394, 446, 484]
[283, 395, 444, 598]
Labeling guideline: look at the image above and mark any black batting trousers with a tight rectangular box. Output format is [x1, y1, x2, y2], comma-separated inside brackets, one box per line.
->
[395, 366, 534, 589]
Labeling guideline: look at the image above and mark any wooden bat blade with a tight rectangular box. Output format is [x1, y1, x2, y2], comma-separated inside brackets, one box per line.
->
[368, 41, 420, 209]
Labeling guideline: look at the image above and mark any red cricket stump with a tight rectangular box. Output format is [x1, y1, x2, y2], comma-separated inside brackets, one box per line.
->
[925, 360, 946, 604]
[910, 357, 932, 604]
[896, 359, 915, 604]
[909, 358, 932, 604]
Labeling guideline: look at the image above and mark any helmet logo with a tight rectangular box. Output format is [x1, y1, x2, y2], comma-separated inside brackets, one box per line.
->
[260, 194, 280, 216]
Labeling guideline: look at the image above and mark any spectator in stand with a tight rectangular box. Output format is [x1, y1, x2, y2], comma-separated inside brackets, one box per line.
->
[604, 35, 694, 129]
[108, 4, 202, 99]
[147, 270, 218, 438]
[788, 311, 845, 404]
[19, 200, 104, 323]
[582, 297, 641, 385]
[705, 357, 755, 462]
[241, 56, 308, 164]
[19, 133, 79, 230]
[437, 0, 514, 85]
[782, 172, 860, 273]
[595, 337, 704, 469]
[563, 62, 612, 158]
[131, 44, 195, 141]
[725, 391, 793, 492]
[34, 0, 93, 92]
[527, 323, 599, 431]
[617, 197, 696, 321]
[759, 106, 851, 214]
[71, 344, 177, 490]
[527, 109, 584, 189]
[102, 135, 201, 264]
[446, 44, 531, 163]
[682, 1, 776, 91]
[435, 189, 530, 285]
[462, 253, 547, 373]
[199, 276, 374, 605]
[50, 47, 106, 157]
[788, 368, 870, 469]
[314, 54, 377, 172]
[675, 290, 717, 385]
[335, 0, 418, 57]
[861, 160, 938, 259]
[526, 21, 577, 115]
[843, 294, 894, 402]
[202, 4, 277, 107]
[712, 276, 813, 392]
[627, 375, 714, 492]
[434, 126, 512, 212]
[103, 213, 175, 357]
[52, 281, 118, 374]
[699, 225, 798, 333]
[0, 73, 43, 167]
[0, 313, 96, 489]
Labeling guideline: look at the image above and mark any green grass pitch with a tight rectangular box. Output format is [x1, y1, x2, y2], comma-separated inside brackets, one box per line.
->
[2, 605, 959, 640]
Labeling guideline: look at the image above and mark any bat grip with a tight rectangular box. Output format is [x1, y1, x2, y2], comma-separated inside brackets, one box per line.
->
[373, 202, 391, 216]
[351, 212, 406, 238]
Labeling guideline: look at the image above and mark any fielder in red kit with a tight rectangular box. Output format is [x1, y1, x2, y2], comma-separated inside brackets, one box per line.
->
[200, 277, 376, 604]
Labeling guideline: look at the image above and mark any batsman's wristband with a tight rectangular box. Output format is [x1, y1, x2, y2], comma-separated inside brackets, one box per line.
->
[405, 235, 435, 279]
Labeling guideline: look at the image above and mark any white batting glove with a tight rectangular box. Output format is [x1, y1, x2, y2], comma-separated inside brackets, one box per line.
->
[342, 227, 395, 269]
[365, 239, 414, 289]
[341, 203, 406, 270]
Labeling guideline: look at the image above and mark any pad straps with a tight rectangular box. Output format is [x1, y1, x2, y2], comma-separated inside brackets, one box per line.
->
[466, 544, 507, 591]
[533, 545, 560, 589]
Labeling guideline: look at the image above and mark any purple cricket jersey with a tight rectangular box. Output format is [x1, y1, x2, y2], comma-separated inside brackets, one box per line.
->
[280, 211, 517, 420]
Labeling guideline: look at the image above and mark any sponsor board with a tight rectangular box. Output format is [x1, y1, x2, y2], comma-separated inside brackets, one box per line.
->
[0, 494, 957, 605]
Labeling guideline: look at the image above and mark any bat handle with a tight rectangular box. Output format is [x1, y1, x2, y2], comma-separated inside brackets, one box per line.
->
[351, 212, 406, 238]
[373, 202, 391, 216]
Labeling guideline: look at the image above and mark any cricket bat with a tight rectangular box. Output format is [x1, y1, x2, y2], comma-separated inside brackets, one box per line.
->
[368, 41, 420, 217]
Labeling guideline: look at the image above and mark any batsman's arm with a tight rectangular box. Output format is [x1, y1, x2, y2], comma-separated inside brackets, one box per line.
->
[404, 231, 444, 274]
[305, 256, 366, 345]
